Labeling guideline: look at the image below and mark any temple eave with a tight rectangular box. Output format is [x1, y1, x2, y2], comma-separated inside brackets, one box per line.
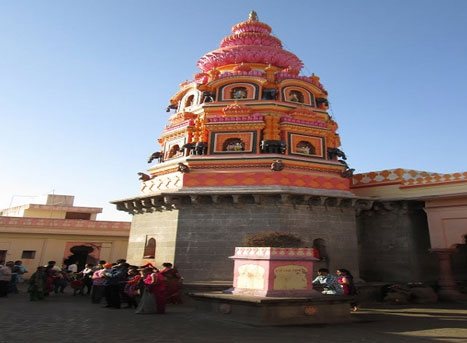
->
[112, 187, 367, 215]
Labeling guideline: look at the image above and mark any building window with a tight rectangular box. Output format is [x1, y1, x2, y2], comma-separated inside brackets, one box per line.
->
[143, 238, 156, 259]
[262, 88, 276, 100]
[21, 250, 36, 259]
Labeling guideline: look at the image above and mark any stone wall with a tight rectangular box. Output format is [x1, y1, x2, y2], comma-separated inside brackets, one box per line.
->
[177, 202, 358, 281]
[123, 193, 359, 282]
[126, 210, 179, 266]
[356, 201, 438, 283]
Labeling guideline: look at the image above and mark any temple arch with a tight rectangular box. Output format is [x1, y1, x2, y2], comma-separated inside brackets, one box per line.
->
[312, 238, 328, 261]
[143, 237, 156, 259]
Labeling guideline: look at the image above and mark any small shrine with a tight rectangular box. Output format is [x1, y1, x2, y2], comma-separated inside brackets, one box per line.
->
[230, 247, 320, 297]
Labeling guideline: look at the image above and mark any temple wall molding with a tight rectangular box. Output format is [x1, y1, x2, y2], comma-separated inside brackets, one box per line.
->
[113, 193, 369, 215]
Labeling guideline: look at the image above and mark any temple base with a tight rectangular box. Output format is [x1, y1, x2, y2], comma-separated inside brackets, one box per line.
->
[189, 292, 354, 326]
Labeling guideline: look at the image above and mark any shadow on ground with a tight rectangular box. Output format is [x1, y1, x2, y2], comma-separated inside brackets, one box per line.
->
[1, 289, 466, 343]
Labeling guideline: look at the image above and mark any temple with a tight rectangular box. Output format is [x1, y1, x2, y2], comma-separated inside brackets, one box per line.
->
[113, 12, 466, 299]
[114, 12, 361, 281]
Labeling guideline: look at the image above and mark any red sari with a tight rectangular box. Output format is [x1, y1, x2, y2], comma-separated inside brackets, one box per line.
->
[45, 267, 59, 294]
[337, 276, 350, 295]
[160, 267, 183, 304]
[144, 272, 167, 314]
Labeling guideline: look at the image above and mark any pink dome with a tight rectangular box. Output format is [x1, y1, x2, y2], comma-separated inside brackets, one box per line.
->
[197, 13, 303, 72]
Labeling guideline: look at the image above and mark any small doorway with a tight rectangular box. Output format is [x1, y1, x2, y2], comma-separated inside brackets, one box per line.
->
[0, 250, 6, 263]
[64, 245, 96, 271]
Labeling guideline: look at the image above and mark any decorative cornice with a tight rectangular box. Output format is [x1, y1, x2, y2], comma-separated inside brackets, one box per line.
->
[162, 121, 193, 135]
[112, 191, 365, 215]
[0, 216, 130, 236]
[222, 103, 252, 116]
[207, 115, 263, 123]
[352, 168, 467, 189]
[280, 116, 328, 129]
[168, 111, 196, 126]
[206, 123, 265, 131]
[232, 247, 319, 260]
[146, 156, 347, 178]
[218, 69, 266, 79]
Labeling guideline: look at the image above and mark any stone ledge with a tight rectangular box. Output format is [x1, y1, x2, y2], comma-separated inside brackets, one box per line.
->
[189, 291, 354, 326]
[112, 189, 373, 215]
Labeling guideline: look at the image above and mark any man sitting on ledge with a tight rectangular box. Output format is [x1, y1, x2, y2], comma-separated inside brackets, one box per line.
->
[312, 268, 343, 295]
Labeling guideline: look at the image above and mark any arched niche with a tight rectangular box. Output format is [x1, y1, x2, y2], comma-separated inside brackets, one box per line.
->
[296, 141, 316, 155]
[143, 237, 156, 259]
[223, 138, 245, 152]
[168, 144, 181, 159]
[281, 86, 315, 106]
[219, 82, 259, 101]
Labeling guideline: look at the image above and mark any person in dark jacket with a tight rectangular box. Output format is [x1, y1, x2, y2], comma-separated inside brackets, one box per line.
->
[103, 262, 129, 309]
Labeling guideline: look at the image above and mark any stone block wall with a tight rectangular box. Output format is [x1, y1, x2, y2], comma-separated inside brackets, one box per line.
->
[356, 201, 438, 283]
[126, 210, 179, 266]
[124, 193, 359, 282]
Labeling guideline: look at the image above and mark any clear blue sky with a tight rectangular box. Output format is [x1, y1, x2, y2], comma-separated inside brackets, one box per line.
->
[1, 0, 466, 220]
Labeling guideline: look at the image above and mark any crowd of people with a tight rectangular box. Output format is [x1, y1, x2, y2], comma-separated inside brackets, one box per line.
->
[3, 259, 358, 313]
[0, 258, 183, 315]
[0, 260, 28, 297]
[312, 268, 358, 311]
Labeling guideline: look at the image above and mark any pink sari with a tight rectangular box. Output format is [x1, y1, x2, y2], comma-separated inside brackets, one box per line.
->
[144, 272, 167, 314]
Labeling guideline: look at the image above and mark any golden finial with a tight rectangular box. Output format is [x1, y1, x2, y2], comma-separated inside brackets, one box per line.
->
[248, 10, 258, 21]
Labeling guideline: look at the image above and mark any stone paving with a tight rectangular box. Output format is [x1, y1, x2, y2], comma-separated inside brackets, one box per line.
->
[1, 289, 467, 343]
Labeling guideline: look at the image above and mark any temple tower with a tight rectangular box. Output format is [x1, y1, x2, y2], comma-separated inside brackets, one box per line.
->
[114, 12, 366, 281]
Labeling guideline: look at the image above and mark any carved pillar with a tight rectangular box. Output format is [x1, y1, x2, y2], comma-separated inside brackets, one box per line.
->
[263, 115, 273, 140]
[270, 115, 280, 141]
[431, 248, 466, 301]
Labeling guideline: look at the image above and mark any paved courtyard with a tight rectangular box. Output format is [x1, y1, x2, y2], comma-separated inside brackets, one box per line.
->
[1, 289, 467, 343]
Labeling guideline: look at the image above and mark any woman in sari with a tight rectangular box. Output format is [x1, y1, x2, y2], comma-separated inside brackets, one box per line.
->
[44, 261, 60, 296]
[160, 262, 183, 304]
[28, 266, 46, 301]
[146, 268, 167, 314]
[135, 267, 157, 314]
